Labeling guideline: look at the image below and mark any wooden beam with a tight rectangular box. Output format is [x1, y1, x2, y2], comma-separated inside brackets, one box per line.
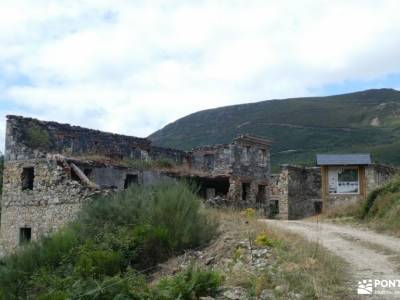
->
[359, 166, 366, 199]
[321, 166, 328, 212]
[70, 163, 99, 189]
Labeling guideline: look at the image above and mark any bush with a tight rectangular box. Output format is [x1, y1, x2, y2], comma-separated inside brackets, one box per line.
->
[77, 181, 217, 252]
[0, 227, 79, 299]
[76, 248, 122, 278]
[100, 224, 172, 270]
[25, 124, 50, 149]
[362, 176, 400, 218]
[0, 181, 218, 299]
[154, 266, 223, 300]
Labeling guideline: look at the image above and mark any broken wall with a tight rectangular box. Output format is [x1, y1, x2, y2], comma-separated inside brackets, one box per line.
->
[270, 165, 321, 220]
[6, 115, 151, 161]
[0, 159, 105, 252]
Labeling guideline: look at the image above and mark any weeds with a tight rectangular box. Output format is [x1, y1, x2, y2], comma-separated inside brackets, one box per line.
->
[0, 181, 219, 299]
[25, 123, 50, 149]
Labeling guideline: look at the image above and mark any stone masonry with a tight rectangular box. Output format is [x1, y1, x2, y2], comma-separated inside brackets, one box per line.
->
[269, 165, 321, 220]
[0, 116, 272, 253]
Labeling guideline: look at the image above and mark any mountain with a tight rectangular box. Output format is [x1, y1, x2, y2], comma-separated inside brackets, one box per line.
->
[149, 89, 400, 172]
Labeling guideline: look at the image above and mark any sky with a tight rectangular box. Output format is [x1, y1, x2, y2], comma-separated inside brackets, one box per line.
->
[1, 0, 400, 151]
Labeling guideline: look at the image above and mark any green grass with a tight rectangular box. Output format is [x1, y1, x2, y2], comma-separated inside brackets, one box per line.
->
[0, 181, 219, 299]
[325, 176, 400, 236]
[360, 176, 400, 234]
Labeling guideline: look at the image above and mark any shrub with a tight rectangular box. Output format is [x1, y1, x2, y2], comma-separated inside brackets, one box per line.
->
[153, 158, 175, 168]
[100, 224, 172, 270]
[77, 181, 217, 252]
[0, 227, 79, 299]
[154, 266, 223, 300]
[143, 181, 218, 251]
[25, 124, 50, 149]
[76, 249, 122, 278]
[255, 232, 274, 247]
[362, 176, 400, 219]
[0, 181, 218, 298]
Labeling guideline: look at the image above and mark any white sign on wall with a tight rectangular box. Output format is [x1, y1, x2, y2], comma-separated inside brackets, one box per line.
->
[328, 167, 359, 194]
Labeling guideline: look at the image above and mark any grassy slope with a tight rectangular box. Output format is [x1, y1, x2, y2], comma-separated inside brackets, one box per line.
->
[149, 88, 400, 171]
[326, 176, 400, 236]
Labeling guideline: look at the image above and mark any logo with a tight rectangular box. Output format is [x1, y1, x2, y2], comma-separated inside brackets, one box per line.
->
[358, 279, 373, 295]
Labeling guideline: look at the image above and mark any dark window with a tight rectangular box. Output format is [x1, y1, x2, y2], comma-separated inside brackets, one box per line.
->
[19, 227, 31, 244]
[256, 185, 266, 204]
[190, 177, 230, 198]
[71, 168, 81, 182]
[242, 182, 250, 201]
[83, 168, 92, 177]
[203, 154, 215, 170]
[124, 174, 138, 189]
[314, 201, 323, 214]
[260, 149, 267, 164]
[21, 167, 34, 190]
[269, 200, 279, 217]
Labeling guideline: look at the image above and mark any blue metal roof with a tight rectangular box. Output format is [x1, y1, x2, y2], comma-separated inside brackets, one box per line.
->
[316, 154, 371, 166]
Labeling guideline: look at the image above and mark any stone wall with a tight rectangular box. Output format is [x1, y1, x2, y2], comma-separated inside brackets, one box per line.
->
[0, 116, 273, 253]
[325, 164, 398, 209]
[6, 115, 150, 161]
[190, 144, 233, 176]
[287, 165, 321, 219]
[0, 157, 175, 253]
[270, 165, 321, 220]
[0, 159, 102, 252]
[148, 146, 188, 165]
[366, 164, 398, 194]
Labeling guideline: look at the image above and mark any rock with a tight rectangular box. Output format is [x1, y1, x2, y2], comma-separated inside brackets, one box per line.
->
[274, 285, 284, 293]
[205, 256, 216, 265]
[260, 289, 276, 300]
[232, 261, 244, 272]
[222, 287, 248, 300]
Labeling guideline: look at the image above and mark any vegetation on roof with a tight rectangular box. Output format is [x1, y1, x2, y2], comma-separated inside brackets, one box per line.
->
[25, 123, 50, 150]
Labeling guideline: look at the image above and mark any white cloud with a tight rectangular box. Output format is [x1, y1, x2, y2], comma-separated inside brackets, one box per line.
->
[1, 0, 400, 151]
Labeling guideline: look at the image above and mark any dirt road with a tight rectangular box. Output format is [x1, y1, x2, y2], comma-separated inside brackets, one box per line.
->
[263, 219, 400, 299]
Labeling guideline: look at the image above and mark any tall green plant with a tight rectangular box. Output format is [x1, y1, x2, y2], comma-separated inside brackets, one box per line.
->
[0, 181, 218, 299]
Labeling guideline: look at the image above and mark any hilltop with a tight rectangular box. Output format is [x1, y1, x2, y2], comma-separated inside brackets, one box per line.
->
[149, 89, 400, 171]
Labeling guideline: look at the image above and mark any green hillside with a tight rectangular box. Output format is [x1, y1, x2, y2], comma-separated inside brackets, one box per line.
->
[149, 89, 400, 172]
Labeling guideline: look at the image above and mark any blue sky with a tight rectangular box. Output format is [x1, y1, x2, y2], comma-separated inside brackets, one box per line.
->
[1, 0, 400, 151]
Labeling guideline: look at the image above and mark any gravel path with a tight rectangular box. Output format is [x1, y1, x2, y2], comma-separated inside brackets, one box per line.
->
[262, 219, 400, 299]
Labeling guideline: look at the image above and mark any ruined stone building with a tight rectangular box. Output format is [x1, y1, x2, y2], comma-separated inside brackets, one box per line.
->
[267, 154, 398, 220]
[316, 154, 398, 210]
[1, 116, 398, 254]
[0, 116, 272, 253]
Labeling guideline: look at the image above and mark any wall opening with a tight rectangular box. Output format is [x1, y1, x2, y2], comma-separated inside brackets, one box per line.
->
[71, 168, 81, 182]
[21, 167, 34, 190]
[190, 177, 230, 198]
[124, 174, 138, 189]
[314, 201, 323, 214]
[259, 149, 267, 164]
[242, 182, 250, 201]
[19, 227, 31, 244]
[256, 185, 266, 204]
[269, 200, 279, 218]
[203, 154, 215, 170]
[83, 168, 92, 177]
